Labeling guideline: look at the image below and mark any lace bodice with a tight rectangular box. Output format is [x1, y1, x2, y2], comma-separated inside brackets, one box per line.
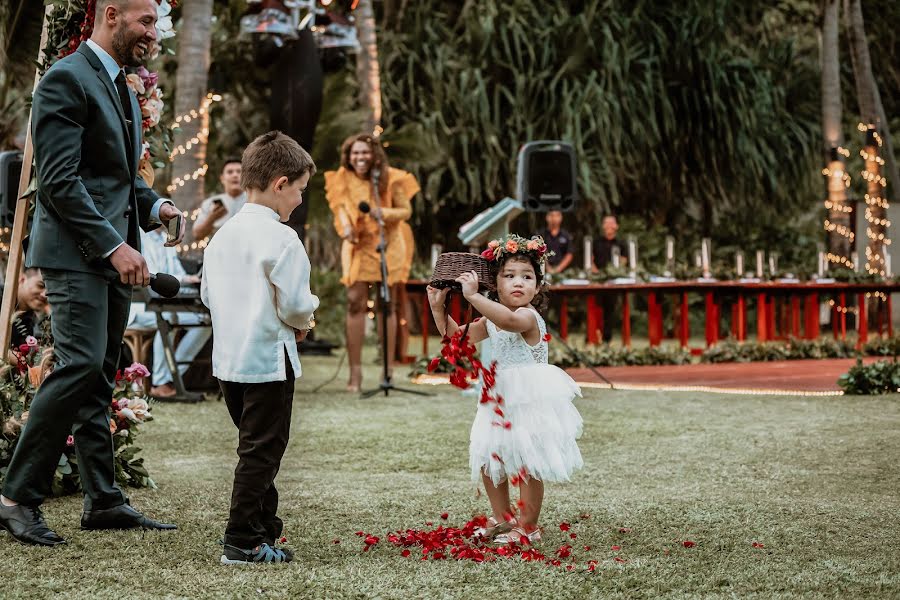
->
[485, 308, 548, 369]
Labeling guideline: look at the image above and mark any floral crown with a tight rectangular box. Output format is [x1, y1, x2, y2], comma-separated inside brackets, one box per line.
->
[480, 233, 553, 269]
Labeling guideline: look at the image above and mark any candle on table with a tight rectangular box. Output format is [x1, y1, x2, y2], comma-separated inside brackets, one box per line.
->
[756, 250, 764, 278]
[431, 244, 442, 269]
[583, 236, 593, 272]
[735, 251, 744, 279]
[817, 251, 825, 278]
[628, 238, 637, 275]
[611, 245, 620, 269]
[701, 238, 711, 277]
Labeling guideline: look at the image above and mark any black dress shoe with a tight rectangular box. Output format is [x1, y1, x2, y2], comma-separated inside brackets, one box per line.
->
[0, 503, 66, 546]
[81, 503, 177, 531]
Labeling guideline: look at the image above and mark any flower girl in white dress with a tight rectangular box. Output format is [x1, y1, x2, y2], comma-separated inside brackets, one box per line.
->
[427, 234, 583, 544]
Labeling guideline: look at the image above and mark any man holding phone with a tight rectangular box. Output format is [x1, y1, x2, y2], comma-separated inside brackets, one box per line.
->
[192, 158, 246, 240]
[0, 0, 183, 546]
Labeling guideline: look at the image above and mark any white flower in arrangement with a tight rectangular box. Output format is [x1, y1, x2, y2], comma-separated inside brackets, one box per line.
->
[156, 0, 175, 40]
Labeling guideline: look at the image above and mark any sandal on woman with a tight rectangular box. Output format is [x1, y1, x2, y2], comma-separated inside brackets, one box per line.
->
[474, 516, 514, 540]
[494, 525, 541, 545]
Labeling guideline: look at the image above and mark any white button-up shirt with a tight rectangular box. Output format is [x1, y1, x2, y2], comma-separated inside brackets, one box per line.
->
[201, 203, 319, 383]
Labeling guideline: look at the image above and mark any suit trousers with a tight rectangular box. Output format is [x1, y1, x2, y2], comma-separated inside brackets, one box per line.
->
[220, 358, 294, 549]
[2, 269, 131, 510]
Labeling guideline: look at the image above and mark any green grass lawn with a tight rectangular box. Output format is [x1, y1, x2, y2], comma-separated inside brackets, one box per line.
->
[0, 351, 898, 599]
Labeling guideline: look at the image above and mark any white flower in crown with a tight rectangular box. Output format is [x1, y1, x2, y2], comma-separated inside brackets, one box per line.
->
[156, 0, 175, 40]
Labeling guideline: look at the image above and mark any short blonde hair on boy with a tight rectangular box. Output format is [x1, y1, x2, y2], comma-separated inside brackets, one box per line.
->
[240, 131, 316, 192]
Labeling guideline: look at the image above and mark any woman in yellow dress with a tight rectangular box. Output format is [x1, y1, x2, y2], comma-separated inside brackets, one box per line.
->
[325, 134, 419, 392]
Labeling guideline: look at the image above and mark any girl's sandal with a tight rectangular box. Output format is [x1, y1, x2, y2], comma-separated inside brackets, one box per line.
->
[494, 526, 542, 545]
[474, 517, 515, 540]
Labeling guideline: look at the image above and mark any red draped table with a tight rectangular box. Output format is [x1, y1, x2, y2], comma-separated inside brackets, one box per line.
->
[404, 280, 900, 357]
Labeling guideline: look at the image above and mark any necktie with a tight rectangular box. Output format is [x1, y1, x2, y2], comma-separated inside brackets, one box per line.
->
[114, 70, 133, 128]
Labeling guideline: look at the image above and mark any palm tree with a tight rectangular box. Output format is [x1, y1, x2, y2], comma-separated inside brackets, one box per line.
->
[170, 0, 214, 231]
[0, 0, 43, 148]
[354, 0, 381, 134]
[844, 0, 896, 276]
[821, 0, 852, 265]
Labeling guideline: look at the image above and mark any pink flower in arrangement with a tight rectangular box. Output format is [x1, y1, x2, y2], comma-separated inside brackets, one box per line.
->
[123, 362, 150, 382]
[526, 240, 539, 251]
[480, 248, 495, 260]
[66, 435, 75, 447]
[488, 240, 500, 249]
[25, 336, 38, 348]
[137, 65, 159, 90]
[505, 239, 518, 253]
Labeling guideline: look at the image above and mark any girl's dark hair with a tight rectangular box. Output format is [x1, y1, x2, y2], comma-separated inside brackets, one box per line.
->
[487, 254, 550, 314]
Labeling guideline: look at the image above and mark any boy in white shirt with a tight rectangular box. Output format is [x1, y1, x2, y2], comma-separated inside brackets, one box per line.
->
[201, 131, 319, 565]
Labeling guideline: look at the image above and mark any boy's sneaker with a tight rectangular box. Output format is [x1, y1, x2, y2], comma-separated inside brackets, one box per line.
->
[220, 542, 293, 565]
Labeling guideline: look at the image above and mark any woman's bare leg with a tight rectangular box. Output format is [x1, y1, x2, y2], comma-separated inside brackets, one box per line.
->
[346, 282, 369, 391]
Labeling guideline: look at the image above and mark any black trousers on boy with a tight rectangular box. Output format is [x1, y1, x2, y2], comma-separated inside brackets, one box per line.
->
[220, 360, 294, 549]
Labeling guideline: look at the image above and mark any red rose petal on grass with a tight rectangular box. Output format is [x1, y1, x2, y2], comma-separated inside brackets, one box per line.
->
[752, 542, 765, 548]
[682, 540, 696, 548]
[401, 549, 411, 557]
[440, 513, 449, 520]
[569, 533, 577, 540]
[556, 544, 572, 558]
[611, 545, 621, 551]
[332, 539, 340, 544]
[355, 531, 365, 536]
[584, 546, 591, 551]
[559, 522, 571, 532]
[566, 565, 574, 571]
[425, 521, 433, 526]
[614, 556, 628, 563]
[587, 559, 599, 572]
[618, 527, 631, 533]
[279, 536, 287, 544]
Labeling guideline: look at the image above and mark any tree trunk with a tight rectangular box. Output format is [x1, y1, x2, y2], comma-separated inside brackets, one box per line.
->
[170, 0, 213, 239]
[821, 0, 852, 265]
[355, 0, 381, 133]
[844, 0, 895, 281]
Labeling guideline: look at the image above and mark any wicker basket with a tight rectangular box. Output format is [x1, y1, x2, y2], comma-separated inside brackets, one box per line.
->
[429, 252, 495, 291]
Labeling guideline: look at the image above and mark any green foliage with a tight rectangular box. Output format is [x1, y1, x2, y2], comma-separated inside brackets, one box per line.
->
[379, 0, 822, 255]
[548, 342, 693, 368]
[838, 358, 900, 395]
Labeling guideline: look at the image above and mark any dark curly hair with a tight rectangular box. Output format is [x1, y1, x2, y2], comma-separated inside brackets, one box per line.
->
[487, 253, 550, 314]
[339, 133, 390, 196]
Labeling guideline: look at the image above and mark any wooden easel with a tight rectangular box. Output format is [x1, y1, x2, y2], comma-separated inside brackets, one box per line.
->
[0, 6, 51, 351]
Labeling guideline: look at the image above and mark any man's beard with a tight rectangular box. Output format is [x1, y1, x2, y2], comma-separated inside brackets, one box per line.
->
[111, 24, 143, 67]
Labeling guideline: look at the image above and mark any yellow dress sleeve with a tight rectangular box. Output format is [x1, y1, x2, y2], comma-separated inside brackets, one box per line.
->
[324, 169, 353, 235]
[379, 168, 419, 223]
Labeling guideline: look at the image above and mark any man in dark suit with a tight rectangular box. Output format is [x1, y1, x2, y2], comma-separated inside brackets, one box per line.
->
[0, 0, 184, 546]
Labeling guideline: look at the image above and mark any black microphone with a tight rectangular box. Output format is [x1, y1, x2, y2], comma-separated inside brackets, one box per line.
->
[358, 201, 370, 214]
[150, 272, 181, 298]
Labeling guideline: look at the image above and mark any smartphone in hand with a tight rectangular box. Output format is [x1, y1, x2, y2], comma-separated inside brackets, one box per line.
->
[166, 212, 184, 244]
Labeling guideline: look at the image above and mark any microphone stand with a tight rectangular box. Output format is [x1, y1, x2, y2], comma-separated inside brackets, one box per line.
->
[360, 168, 430, 399]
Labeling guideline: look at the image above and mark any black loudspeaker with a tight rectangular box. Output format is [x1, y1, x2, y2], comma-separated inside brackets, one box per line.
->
[0, 150, 23, 228]
[516, 141, 577, 212]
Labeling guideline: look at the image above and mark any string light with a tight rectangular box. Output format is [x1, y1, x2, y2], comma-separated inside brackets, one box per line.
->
[860, 124, 890, 277]
[823, 146, 853, 267]
[166, 93, 222, 194]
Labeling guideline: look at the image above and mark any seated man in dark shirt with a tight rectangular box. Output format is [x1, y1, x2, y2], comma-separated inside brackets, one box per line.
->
[591, 215, 628, 344]
[539, 210, 575, 276]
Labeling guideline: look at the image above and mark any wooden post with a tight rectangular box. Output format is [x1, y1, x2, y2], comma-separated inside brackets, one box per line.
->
[0, 6, 52, 352]
[757, 293, 768, 342]
[804, 293, 820, 339]
[586, 295, 598, 345]
[857, 292, 868, 347]
[647, 291, 661, 346]
[736, 294, 746, 341]
[621, 291, 631, 348]
[679, 292, 689, 348]
[559, 296, 568, 341]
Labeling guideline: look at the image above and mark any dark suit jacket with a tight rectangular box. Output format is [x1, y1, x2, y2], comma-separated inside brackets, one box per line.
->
[27, 42, 161, 274]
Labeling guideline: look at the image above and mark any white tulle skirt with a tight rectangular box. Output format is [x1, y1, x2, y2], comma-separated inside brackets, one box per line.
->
[470, 363, 584, 485]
